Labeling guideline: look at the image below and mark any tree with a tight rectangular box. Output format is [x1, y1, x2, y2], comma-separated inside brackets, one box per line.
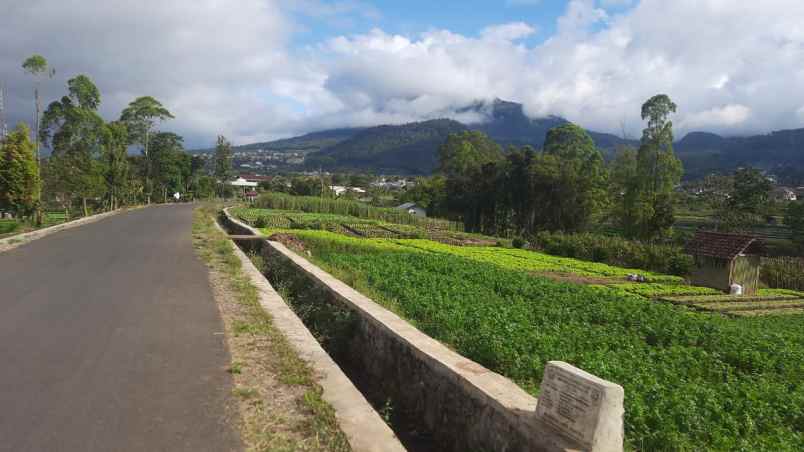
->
[536, 124, 608, 231]
[40, 75, 107, 216]
[149, 132, 188, 202]
[0, 124, 40, 219]
[102, 121, 130, 210]
[120, 96, 173, 203]
[786, 200, 804, 251]
[619, 94, 683, 240]
[399, 176, 447, 217]
[21, 55, 54, 170]
[716, 167, 772, 230]
[192, 176, 217, 200]
[214, 135, 234, 197]
[609, 146, 639, 231]
[729, 167, 772, 213]
[498, 147, 537, 235]
[438, 131, 502, 232]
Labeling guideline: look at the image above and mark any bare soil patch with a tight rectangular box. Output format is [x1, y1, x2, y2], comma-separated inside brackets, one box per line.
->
[269, 233, 308, 254]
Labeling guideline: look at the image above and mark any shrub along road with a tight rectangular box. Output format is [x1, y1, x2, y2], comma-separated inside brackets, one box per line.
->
[0, 205, 241, 452]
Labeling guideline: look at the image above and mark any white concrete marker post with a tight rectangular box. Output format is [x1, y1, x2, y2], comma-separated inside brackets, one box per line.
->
[536, 361, 624, 452]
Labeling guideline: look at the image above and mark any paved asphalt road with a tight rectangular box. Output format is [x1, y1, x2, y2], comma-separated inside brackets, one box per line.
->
[0, 205, 241, 452]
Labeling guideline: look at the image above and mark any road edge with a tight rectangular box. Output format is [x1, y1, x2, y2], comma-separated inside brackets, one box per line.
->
[0, 206, 146, 254]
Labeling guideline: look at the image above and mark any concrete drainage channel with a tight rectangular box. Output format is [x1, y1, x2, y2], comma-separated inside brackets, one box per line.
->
[221, 208, 625, 452]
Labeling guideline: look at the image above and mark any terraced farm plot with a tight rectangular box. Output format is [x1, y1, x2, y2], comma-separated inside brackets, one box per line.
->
[252, 193, 464, 231]
[391, 240, 683, 281]
[232, 208, 413, 237]
[232, 207, 501, 245]
[660, 292, 804, 316]
[661, 293, 802, 304]
[265, 229, 804, 451]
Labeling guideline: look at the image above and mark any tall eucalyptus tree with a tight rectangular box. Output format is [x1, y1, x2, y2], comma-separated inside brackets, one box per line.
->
[120, 96, 173, 204]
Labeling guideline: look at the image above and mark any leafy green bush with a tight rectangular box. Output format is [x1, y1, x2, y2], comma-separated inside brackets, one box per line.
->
[0, 219, 20, 234]
[530, 231, 693, 276]
[512, 237, 526, 249]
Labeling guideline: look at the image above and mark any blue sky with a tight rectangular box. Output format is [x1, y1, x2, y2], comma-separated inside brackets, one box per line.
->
[291, 1, 572, 46]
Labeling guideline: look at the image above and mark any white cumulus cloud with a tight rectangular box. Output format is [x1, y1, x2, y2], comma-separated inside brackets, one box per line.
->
[3, 0, 804, 147]
[681, 105, 752, 129]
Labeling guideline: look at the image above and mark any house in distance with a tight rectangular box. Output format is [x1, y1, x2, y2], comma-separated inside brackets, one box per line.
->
[685, 231, 764, 295]
[396, 202, 427, 217]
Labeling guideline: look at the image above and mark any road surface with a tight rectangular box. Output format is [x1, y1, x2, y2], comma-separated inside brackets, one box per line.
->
[0, 205, 241, 452]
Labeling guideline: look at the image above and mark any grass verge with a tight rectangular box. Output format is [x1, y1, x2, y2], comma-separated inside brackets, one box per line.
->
[192, 204, 351, 452]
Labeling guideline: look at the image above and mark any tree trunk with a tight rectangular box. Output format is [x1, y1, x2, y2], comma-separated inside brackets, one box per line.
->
[144, 128, 150, 205]
[82, 198, 88, 217]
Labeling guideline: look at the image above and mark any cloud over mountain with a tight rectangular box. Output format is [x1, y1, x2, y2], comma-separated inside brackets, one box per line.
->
[2, 1, 804, 147]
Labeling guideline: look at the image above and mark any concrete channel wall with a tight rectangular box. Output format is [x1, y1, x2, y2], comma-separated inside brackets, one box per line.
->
[222, 208, 597, 452]
[219, 211, 406, 452]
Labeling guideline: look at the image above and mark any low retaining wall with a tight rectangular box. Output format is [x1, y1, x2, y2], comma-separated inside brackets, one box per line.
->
[218, 214, 405, 452]
[223, 208, 622, 452]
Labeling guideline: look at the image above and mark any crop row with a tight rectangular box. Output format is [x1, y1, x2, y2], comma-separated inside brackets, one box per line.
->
[285, 230, 804, 451]
[605, 283, 721, 298]
[389, 239, 682, 282]
[732, 307, 804, 317]
[233, 207, 507, 244]
[691, 299, 804, 312]
[254, 192, 463, 231]
[662, 293, 802, 304]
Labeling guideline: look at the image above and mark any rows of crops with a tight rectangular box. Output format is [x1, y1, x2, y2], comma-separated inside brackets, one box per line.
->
[232, 207, 426, 239]
[675, 215, 793, 241]
[660, 292, 804, 316]
[254, 192, 463, 231]
[231, 207, 503, 246]
[388, 239, 683, 282]
[277, 230, 803, 451]
[603, 283, 721, 298]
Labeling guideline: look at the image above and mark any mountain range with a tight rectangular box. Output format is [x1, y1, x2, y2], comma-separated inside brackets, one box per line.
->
[212, 99, 804, 181]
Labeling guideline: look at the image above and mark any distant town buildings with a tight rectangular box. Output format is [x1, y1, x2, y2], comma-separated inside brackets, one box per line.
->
[329, 186, 367, 196]
[773, 187, 798, 202]
[239, 174, 272, 184]
[372, 178, 409, 190]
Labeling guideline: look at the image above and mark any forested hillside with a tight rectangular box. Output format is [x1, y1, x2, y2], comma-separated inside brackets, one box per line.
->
[191, 128, 361, 154]
[226, 99, 804, 179]
[677, 129, 804, 182]
[304, 119, 469, 173]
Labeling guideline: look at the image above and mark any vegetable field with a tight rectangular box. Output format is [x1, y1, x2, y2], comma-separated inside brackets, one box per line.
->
[273, 229, 804, 451]
[253, 192, 463, 231]
[231, 207, 497, 244]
